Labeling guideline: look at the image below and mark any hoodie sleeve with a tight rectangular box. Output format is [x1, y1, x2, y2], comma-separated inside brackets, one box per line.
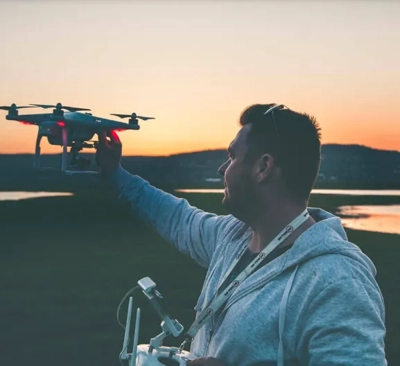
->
[112, 167, 233, 268]
[296, 277, 387, 365]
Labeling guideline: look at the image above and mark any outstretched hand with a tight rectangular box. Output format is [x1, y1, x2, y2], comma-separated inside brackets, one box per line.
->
[187, 357, 227, 366]
[95, 130, 122, 177]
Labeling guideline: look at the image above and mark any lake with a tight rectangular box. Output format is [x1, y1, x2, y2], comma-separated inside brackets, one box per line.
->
[337, 205, 400, 235]
[0, 190, 399, 235]
[175, 189, 400, 235]
[0, 191, 73, 201]
[175, 188, 400, 196]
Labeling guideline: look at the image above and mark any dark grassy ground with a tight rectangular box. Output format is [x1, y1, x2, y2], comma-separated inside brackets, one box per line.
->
[0, 188, 399, 366]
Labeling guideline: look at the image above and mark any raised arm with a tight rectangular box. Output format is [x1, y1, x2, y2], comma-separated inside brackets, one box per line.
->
[113, 166, 233, 267]
[95, 130, 233, 268]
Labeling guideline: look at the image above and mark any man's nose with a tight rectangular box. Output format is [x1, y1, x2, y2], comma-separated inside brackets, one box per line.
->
[218, 161, 227, 176]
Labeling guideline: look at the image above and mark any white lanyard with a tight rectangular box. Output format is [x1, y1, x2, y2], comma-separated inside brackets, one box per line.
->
[184, 209, 309, 340]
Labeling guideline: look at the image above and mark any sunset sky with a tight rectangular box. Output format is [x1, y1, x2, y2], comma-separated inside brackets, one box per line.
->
[0, 1, 399, 156]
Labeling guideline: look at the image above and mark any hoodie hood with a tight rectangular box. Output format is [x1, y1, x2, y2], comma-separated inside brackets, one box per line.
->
[283, 207, 377, 277]
[219, 206, 378, 314]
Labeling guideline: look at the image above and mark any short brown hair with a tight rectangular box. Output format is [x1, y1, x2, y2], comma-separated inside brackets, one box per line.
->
[239, 103, 322, 201]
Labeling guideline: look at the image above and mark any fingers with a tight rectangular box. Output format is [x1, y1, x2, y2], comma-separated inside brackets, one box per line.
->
[107, 130, 122, 145]
[186, 358, 207, 365]
[186, 360, 199, 365]
[186, 357, 224, 366]
[97, 131, 108, 147]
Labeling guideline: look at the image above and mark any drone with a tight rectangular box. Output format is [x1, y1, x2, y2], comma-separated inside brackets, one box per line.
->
[0, 102, 154, 174]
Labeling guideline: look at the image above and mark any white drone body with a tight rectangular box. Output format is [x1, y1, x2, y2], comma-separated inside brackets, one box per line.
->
[0, 103, 154, 175]
[120, 277, 195, 366]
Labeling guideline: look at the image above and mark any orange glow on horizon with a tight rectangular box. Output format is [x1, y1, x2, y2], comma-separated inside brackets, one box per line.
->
[0, 2, 399, 156]
[0, 130, 398, 157]
[1, 106, 400, 156]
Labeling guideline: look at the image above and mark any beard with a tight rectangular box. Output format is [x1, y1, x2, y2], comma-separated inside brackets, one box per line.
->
[222, 184, 256, 222]
[221, 185, 231, 207]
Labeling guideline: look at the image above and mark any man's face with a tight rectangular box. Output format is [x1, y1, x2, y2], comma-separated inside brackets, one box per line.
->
[217, 125, 255, 218]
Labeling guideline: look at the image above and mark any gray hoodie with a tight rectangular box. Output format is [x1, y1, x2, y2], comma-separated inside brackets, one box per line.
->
[113, 167, 387, 366]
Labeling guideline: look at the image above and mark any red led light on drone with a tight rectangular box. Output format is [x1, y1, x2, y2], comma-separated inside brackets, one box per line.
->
[18, 121, 33, 125]
[57, 121, 66, 127]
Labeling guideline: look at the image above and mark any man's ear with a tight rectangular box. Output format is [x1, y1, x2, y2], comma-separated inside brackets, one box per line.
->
[255, 153, 276, 183]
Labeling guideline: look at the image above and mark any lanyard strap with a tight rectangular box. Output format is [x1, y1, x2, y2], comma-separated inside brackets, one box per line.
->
[185, 209, 309, 340]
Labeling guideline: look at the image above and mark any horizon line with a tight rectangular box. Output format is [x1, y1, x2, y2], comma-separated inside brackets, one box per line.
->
[0, 142, 399, 158]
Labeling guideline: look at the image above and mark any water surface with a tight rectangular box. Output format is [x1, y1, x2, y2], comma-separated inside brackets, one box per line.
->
[175, 188, 400, 196]
[1, 190, 398, 235]
[0, 191, 73, 201]
[337, 205, 400, 235]
[174, 188, 400, 235]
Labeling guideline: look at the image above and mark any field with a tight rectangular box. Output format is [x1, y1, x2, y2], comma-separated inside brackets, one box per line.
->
[1, 183, 399, 366]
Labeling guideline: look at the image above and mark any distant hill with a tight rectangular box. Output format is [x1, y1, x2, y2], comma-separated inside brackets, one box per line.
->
[0, 144, 399, 190]
[318, 144, 400, 187]
[121, 144, 400, 189]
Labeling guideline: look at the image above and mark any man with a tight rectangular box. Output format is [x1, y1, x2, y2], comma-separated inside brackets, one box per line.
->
[96, 104, 387, 366]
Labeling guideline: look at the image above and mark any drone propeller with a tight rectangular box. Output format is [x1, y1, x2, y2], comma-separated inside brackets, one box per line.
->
[30, 103, 91, 112]
[110, 113, 155, 121]
[0, 103, 34, 111]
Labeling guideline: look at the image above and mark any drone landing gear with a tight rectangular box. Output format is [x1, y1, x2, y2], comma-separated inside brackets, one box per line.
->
[32, 126, 99, 175]
[61, 126, 68, 173]
[33, 133, 42, 170]
[33, 129, 55, 173]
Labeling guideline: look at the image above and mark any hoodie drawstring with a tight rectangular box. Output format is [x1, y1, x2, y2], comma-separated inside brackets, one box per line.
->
[278, 265, 299, 366]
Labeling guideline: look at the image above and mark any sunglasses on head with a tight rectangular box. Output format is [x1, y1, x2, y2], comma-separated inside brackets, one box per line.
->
[263, 104, 289, 138]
